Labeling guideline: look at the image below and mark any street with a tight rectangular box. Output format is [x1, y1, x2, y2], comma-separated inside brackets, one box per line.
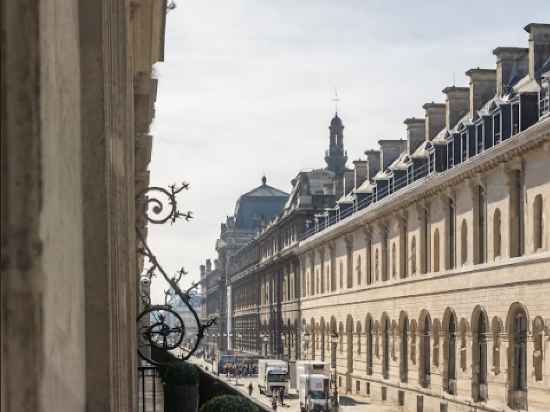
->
[191, 357, 399, 412]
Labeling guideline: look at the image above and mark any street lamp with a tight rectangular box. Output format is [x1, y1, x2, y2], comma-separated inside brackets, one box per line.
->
[330, 331, 339, 411]
[303, 330, 311, 360]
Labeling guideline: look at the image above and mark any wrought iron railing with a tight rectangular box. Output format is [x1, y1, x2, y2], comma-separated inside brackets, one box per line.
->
[138, 366, 163, 412]
[136, 183, 216, 367]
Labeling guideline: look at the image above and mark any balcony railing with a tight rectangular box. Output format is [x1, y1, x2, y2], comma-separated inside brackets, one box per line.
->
[138, 366, 164, 412]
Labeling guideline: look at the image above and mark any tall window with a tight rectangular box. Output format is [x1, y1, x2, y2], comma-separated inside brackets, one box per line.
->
[391, 243, 397, 278]
[448, 199, 456, 269]
[346, 238, 353, 289]
[509, 305, 528, 410]
[330, 247, 336, 292]
[366, 317, 373, 375]
[473, 311, 488, 402]
[461, 220, 468, 265]
[366, 237, 372, 285]
[382, 231, 389, 281]
[401, 221, 408, 278]
[375, 249, 379, 281]
[339, 261, 344, 289]
[400, 317, 409, 383]
[493, 209, 502, 259]
[433, 229, 440, 272]
[478, 185, 487, 263]
[382, 317, 390, 379]
[533, 194, 543, 251]
[420, 316, 431, 388]
[446, 314, 457, 394]
[509, 170, 524, 257]
[356, 255, 362, 286]
[411, 236, 417, 275]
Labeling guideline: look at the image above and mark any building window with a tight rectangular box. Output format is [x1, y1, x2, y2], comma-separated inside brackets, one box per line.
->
[476, 123, 484, 154]
[400, 317, 409, 383]
[533, 194, 543, 251]
[356, 255, 362, 285]
[366, 317, 373, 375]
[512, 102, 520, 135]
[382, 231, 389, 281]
[533, 317, 544, 382]
[446, 313, 457, 394]
[433, 229, 440, 272]
[339, 261, 344, 289]
[493, 112, 502, 144]
[508, 304, 528, 410]
[391, 243, 397, 278]
[461, 220, 468, 265]
[478, 186, 487, 263]
[411, 236, 417, 275]
[400, 221, 408, 278]
[448, 199, 456, 269]
[375, 249, 379, 281]
[382, 317, 390, 379]
[366, 237, 372, 285]
[493, 209, 502, 259]
[473, 309, 488, 402]
[419, 315, 431, 388]
[540, 77, 550, 118]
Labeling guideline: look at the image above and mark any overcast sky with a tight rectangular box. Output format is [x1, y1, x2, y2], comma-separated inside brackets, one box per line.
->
[148, 1, 549, 302]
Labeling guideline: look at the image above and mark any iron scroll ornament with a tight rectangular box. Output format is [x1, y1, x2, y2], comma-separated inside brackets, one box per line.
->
[136, 183, 216, 366]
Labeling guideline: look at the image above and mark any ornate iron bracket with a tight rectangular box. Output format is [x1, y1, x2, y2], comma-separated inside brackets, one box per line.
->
[136, 183, 216, 366]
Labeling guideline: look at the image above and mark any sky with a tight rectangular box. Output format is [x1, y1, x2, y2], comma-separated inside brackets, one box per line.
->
[148, 1, 549, 302]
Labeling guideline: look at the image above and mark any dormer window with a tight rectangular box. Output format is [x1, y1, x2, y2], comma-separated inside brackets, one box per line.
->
[476, 123, 484, 154]
[540, 77, 550, 118]
[447, 140, 454, 169]
[493, 112, 502, 144]
[511, 102, 520, 135]
[461, 132, 468, 162]
[428, 151, 435, 175]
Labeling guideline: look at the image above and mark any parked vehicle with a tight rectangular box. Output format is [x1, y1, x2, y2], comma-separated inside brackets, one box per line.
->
[295, 361, 330, 412]
[257, 359, 289, 396]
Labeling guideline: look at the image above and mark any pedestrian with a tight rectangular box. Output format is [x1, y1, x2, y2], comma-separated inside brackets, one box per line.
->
[248, 382, 253, 397]
[279, 388, 284, 406]
[271, 392, 278, 411]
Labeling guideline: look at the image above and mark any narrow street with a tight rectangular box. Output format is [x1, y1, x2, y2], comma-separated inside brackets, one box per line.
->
[191, 357, 399, 412]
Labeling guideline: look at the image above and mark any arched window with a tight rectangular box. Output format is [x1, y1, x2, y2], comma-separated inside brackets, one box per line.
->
[374, 322, 380, 359]
[374, 249, 379, 281]
[446, 312, 457, 394]
[507, 304, 528, 410]
[533, 194, 543, 251]
[472, 308, 489, 402]
[493, 209, 502, 259]
[411, 236, 417, 275]
[400, 315, 409, 383]
[356, 255, 362, 286]
[461, 220, 468, 265]
[391, 243, 397, 278]
[339, 261, 344, 289]
[382, 316, 390, 379]
[533, 316, 544, 382]
[419, 314, 431, 388]
[433, 229, 440, 272]
[366, 316, 373, 375]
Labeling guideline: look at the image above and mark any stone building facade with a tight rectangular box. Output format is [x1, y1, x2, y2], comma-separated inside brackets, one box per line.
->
[206, 23, 550, 412]
[1, 1, 167, 411]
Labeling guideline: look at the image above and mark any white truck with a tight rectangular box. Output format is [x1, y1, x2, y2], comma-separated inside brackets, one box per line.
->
[296, 361, 331, 412]
[257, 359, 289, 397]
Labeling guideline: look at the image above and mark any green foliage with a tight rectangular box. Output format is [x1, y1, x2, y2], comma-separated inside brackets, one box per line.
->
[199, 395, 258, 412]
[161, 361, 199, 385]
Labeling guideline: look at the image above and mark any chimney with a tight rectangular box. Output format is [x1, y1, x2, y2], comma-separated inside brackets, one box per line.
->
[492, 47, 528, 96]
[342, 170, 355, 196]
[422, 102, 446, 140]
[353, 160, 368, 189]
[214, 259, 219, 270]
[200, 265, 206, 278]
[364, 150, 381, 179]
[378, 140, 407, 171]
[404, 118, 426, 154]
[206, 259, 212, 273]
[442, 86, 469, 129]
[465, 68, 497, 119]
[524, 23, 550, 80]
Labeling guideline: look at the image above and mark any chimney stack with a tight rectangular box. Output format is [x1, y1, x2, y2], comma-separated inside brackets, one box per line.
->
[423, 102, 446, 140]
[492, 47, 528, 96]
[364, 150, 381, 179]
[404, 118, 426, 154]
[465, 68, 497, 119]
[206, 259, 212, 273]
[378, 140, 407, 171]
[200, 264, 206, 278]
[442, 86, 469, 129]
[524, 23, 550, 80]
[342, 170, 355, 196]
[353, 160, 368, 189]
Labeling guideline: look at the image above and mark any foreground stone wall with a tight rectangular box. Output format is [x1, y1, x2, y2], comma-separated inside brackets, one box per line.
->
[1, 1, 166, 411]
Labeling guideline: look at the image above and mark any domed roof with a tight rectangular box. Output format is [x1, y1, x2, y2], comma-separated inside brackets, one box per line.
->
[330, 113, 343, 128]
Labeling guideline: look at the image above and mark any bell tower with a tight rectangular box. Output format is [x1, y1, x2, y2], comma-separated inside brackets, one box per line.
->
[325, 112, 347, 176]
